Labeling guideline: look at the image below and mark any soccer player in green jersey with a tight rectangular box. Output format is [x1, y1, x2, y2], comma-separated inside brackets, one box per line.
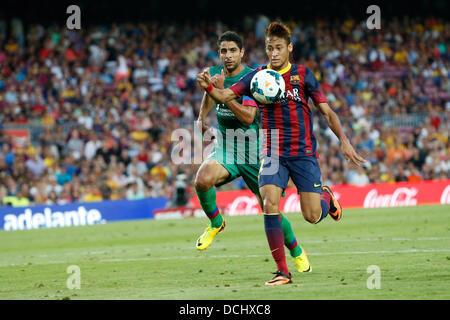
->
[194, 31, 311, 273]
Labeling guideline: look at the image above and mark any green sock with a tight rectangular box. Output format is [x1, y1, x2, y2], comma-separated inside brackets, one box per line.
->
[196, 187, 223, 228]
[280, 214, 302, 258]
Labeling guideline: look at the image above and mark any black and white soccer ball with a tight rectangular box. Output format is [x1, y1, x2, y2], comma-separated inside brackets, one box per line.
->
[250, 69, 285, 104]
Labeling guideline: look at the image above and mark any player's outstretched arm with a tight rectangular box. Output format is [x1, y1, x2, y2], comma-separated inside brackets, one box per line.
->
[197, 69, 237, 103]
[316, 102, 366, 166]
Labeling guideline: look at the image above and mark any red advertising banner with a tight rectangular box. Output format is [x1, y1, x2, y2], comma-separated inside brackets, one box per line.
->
[186, 180, 450, 216]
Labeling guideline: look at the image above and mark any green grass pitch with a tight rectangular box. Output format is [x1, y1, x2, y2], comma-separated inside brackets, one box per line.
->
[0, 205, 449, 300]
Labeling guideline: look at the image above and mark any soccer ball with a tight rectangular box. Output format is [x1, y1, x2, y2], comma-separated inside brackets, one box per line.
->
[250, 69, 285, 104]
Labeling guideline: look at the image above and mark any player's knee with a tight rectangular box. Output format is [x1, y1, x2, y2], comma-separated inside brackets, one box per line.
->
[302, 207, 321, 224]
[262, 197, 279, 214]
[194, 174, 214, 192]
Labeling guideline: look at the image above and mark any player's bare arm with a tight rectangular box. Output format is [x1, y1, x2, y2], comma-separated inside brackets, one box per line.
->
[211, 70, 256, 126]
[196, 92, 215, 136]
[197, 69, 237, 103]
[316, 102, 366, 166]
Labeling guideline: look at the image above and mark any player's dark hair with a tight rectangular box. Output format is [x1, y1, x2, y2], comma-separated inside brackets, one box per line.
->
[265, 21, 292, 44]
[217, 31, 243, 50]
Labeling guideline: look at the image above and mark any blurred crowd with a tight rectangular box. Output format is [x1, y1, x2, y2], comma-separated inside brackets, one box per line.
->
[0, 15, 448, 207]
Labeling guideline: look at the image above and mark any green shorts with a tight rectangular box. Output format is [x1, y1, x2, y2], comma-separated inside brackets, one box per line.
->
[207, 147, 261, 198]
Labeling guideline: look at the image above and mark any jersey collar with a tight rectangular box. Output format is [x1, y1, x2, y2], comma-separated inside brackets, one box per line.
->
[267, 62, 291, 75]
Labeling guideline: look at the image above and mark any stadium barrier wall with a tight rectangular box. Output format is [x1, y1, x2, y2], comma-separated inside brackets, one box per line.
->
[0, 197, 167, 231]
[177, 180, 450, 218]
[3, 180, 449, 228]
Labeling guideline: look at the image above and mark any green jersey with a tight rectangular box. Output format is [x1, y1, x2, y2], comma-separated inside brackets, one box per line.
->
[208, 65, 260, 165]
[206, 65, 261, 197]
[209, 65, 259, 134]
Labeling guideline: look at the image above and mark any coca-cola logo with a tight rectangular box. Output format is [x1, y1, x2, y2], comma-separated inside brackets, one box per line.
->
[440, 185, 450, 204]
[227, 196, 260, 216]
[363, 187, 418, 208]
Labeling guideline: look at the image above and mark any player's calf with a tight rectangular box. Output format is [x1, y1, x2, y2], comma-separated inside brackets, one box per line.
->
[298, 196, 322, 224]
[299, 190, 337, 224]
[302, 207, 322, 224]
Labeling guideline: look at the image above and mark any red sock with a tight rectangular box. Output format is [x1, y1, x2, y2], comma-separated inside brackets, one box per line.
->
[264, 214, 289, 275]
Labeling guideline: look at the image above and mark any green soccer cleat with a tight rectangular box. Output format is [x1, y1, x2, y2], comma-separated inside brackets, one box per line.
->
[196, 220, 226, 250]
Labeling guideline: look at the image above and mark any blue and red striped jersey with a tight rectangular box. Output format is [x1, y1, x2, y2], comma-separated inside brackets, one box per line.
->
[229, 63, 327, 158]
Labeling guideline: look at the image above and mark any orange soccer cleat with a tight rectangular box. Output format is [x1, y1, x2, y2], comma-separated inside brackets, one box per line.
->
[264, 271, 293, 286]
[322, 186, 342, 221]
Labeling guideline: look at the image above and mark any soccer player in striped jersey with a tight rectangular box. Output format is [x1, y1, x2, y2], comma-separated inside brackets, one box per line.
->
[197, 22, 365, 286]
[194, 31, 311, 274]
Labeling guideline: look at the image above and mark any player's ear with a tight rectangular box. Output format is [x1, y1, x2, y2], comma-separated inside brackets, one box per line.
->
[288, 42, 293, 53]
[240, 47, 245, 58]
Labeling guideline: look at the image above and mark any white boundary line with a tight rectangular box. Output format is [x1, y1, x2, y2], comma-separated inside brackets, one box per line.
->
[1, 248, 449, 267]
